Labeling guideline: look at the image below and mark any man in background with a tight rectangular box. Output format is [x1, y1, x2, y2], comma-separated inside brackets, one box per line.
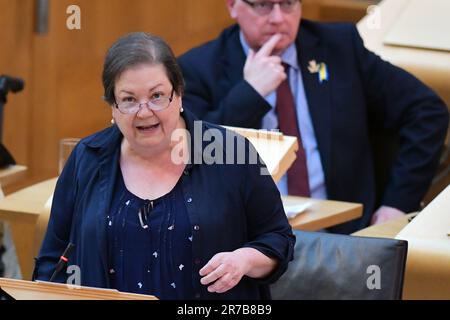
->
[178, 0, 448, 234]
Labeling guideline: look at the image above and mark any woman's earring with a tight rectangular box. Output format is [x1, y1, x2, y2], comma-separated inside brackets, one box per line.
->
[180, 106, 184, 113]
[111, 118, 115, 124]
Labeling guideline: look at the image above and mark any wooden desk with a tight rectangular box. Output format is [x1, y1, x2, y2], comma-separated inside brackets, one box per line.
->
[0, 278, 157, 300]
[223, 126, 298, 183]
[0, 165, 27, 193]
[395, 185, 450, 299]
[0, 165, 28, 277]
[352, 213, 416, 239]
[0, 178, 56, 280]
[283, 196, 363, 231]
[354, 186, 450, 299]
[357, 0, 450, 109]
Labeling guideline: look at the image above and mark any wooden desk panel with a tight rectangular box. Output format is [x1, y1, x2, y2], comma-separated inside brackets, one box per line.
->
[353, 186, 450, 299]
[0, 165, 27, 190]
[0, 165, 28, 278]
[396, 186, 450, 299]
[283, 196, 363, 231]
[0, 277, 157, 300]
[0, 178, 56, 280]
[352, 213, 415, 239]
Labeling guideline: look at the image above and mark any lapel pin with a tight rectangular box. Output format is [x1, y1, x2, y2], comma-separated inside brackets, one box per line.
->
[318, 62, 328, 83]
[308, 60, 320, 73]
[308, 60, 328, 84]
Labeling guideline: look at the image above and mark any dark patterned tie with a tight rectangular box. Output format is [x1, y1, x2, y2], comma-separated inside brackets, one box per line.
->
[276, 64, 311, 196]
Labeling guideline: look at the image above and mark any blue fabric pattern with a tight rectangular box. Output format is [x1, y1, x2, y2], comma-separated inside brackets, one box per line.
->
[107, 168, 194, 299]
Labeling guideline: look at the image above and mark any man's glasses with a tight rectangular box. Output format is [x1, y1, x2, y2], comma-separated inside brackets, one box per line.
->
[241, 0, 300, 16]
[114, 89, 174, 114]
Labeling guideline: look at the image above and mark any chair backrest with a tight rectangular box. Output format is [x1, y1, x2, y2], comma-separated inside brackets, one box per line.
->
[270, 231, 408, 300]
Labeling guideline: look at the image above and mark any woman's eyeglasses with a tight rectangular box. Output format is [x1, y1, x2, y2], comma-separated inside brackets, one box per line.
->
[114, 90, 174, 114]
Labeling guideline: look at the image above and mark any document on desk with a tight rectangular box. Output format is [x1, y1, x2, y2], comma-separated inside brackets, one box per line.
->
[283, 202, 312, 219]
[383, 0, 450, 52]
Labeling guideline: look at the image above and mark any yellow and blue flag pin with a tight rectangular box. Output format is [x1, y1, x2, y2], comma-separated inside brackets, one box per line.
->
[318, 62, 328, 83]
[308, 60, 328, 84]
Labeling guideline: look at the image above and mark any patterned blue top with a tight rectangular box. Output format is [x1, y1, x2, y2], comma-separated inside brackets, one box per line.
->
[107, 168, 194, 299]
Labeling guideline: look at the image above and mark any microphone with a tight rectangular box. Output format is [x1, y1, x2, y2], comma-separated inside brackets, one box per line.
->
[0, 75, 25, 104]
[0, 75, 24, 92]
[49, 243, 75, 282]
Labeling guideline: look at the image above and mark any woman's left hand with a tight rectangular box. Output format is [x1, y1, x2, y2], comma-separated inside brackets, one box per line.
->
[199, 247, 277, 294]
[199, 250, 249, 293]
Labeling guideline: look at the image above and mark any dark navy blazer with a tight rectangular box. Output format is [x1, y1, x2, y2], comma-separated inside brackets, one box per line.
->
[34, 110, 295, 300]
[178, 20, 449, 234]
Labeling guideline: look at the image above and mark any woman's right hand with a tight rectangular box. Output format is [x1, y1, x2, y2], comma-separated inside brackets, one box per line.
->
[199, 250, 248, 294]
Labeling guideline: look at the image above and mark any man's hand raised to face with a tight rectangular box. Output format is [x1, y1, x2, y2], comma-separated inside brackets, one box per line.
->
[243, 33, 287, 97]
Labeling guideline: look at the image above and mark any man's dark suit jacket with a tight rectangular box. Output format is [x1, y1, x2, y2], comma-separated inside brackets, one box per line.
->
[178, 20, 449, 234]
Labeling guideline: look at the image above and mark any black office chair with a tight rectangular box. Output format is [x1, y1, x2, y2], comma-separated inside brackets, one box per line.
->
[270, 231, 408, 300]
